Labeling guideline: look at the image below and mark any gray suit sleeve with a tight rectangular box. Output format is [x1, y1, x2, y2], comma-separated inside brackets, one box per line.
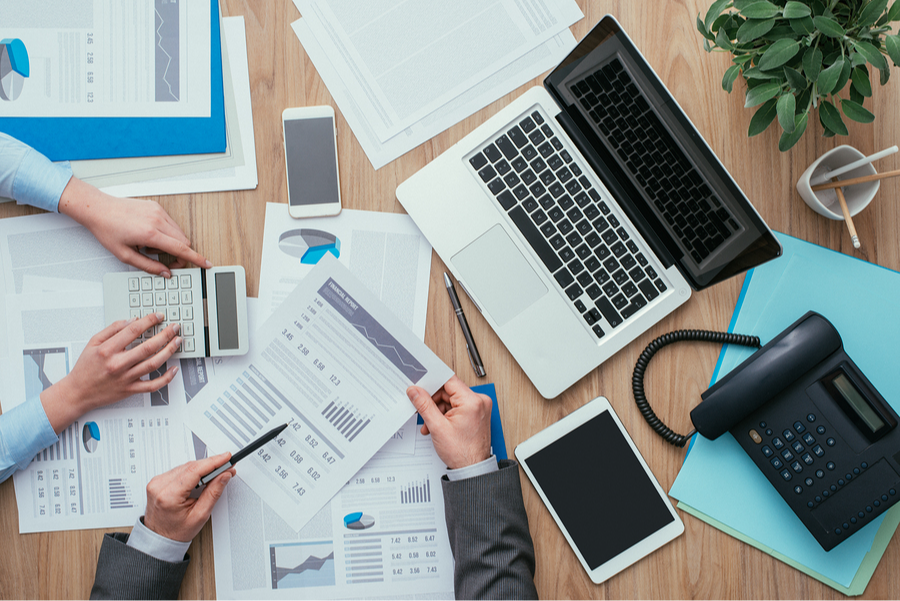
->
[90, 532, 190, 600]
[441, 459, 538, 600]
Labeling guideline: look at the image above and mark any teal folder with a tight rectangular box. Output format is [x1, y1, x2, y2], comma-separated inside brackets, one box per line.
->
[0, 0, 225, 161]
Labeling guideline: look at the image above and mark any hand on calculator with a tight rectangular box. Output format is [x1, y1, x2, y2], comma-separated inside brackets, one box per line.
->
[39, 312, 181, 435]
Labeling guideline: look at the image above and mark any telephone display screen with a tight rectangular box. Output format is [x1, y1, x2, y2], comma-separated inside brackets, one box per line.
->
[831, 372, 885, 434]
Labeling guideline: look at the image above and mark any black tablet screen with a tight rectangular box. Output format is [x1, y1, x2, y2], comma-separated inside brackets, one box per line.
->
[523, 410, 674, 569]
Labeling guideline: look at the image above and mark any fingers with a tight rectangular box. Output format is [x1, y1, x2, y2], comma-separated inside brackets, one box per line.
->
[90, 318, 138, 345]
[117, 246, 172, 277]
[126, 365, 179, 394]
[124, 322, 181, 373]
[178, 453, 232, 490]
[407, 386, 447, 435]
[192, 468, 234, 518]
[149, 231, 212, 270]
[109, 312, 166, 350]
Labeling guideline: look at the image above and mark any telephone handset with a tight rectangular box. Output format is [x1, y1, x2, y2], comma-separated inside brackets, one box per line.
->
[634, 311, 900, 551]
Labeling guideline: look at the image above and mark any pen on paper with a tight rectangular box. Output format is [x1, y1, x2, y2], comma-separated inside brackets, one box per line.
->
[197, 423, 288, 487]
[443, 272, 486, 377]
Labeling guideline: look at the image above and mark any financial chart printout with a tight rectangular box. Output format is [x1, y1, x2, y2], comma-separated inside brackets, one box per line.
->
[187, 255, 453, 530]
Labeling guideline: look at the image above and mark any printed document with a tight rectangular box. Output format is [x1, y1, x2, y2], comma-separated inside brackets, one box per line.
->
[186, 255, 453, 531]
[294, 0, 582, 142]
[0, 0, 211, 118]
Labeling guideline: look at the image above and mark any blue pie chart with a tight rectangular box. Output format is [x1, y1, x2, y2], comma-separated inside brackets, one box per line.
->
[0, 39, 29, 102]
[279, 229, 341, 264]
[83, 421, 101, 453]
[343, 511, 375, 530]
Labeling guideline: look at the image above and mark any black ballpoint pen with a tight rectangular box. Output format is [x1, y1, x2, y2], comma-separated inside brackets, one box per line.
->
[197, 423, 288, 487]
[443, 272, 486, 377]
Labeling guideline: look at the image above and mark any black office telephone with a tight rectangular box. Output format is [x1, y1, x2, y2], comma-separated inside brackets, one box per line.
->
[632, 311, 900, 551]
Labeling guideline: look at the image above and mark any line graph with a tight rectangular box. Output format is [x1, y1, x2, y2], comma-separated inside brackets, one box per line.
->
[153, 0, 180, 101]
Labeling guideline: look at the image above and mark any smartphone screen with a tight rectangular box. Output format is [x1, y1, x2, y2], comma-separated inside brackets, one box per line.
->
[284, 116, 339, 208]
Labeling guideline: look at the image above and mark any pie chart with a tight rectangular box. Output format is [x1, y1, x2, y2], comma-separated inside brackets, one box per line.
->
[83, 421, 101, 453]
[0, 39, 29, 102]
[279, 229, 341, 264]
[343, 511, 375, 530]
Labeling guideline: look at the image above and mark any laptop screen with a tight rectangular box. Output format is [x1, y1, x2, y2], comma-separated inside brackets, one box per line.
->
[544, 17, 781, 290]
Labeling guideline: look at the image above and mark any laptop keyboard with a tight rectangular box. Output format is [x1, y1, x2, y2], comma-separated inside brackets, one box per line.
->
[570, 58, 740, 265]
[468, 108, 668, 339]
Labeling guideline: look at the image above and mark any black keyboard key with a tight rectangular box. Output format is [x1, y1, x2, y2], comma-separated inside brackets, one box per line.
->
[503, 172, 521, 188]
[585, 232, 602, 248]
[565, 231, 582, 247]
[608, 215, 620, 227]
[488, 178, 506, 195]
[522, 145, 538, 161]
[532, 111, 544, 125]
[512, 185, 529, 200]
[575, 244, 592, 260]
[538, 142, 554, 158]
[521, 170, 537, 186]
[540, 221, 556, 237]
[603, 257, 619, 272]
[611, 293, 629, 310]
[568, 259, 585, 276]
[598, 200, 610, 214]
[558, 219, 574, 235]
[611, 242, 627, 258]
[628, 265, 645, 282]
[531, 157, 547, 173]
[512, 156, 528, 172]
[484, 144, 502, 162]
[565, 283, 582, 300]
[508, 127, 528, 148]
[538, 194, 554, 209]
[478, 165, 497, 183]
[584, 204, 600, 219]
[549, 182, 565, 198]
[548, 154, 564, 171]
[593, 217, 610, 233]
[531, 209, 548, 226]
[586, 284, 602, 299]
[565, 180, 582, 195]
[529, 130, 545, 146]
[495, 159, 511, 176]
[549, 234, 565, 250]
[646, 266, 658, 279]
[583, 309, 599, 326]
[496, 190, 516, 210]
[612, 270, 629, 286]
[595, 297, 622, 328]
[508, 206, 563, 273]
[638, 279, 659, 301]
[620, 254, 636, 270]
[655, 278, 667, 292]
[577, 272, 593, 287]
[520, 116, 536, 133]
[558, 195, 574, 210]
[622, 282, 639, 297]
[522, 197, 539, 213]
[548, 207, 564, 222]
[585, 256, 601, 272]
[540, 170, 556, 186]
[497, 135, 518, 159]
[561, 150, 573, 163]
[592, 324, 606, 338]
[470, 153, 488, 170]
[594, 269, 610, 285]
[594, 245, 611, 260]
[566, 207, 583, 223]
[555, 268, 574, 288]
[627, 241, 639, 254]
[602, 281, 619, 296]
[529, 182, 546, 197]
[620, 301, 640, 319]
[559, 246, 575, 262]
[558, 167, 573, 183]
[550, 137, 563, 150]
[601, 230, 618, 245]
[576, 220, 592, 235]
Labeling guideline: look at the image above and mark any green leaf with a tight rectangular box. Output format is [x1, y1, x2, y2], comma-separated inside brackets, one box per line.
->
[716, 25, 735, 51]
[777, 93, 797, 132]
[789, 16, 816, 34]
[840, 98, 875, 123]
[778, 111, 809, 151]
[852, 40, 888, 71]
[858, 0, 889, 27]
[890, 0, 900, 21]
[741, 1, 780, 18]
[737, 18, 777, 42]
[705, 0, 732, 29]
[783, 1, 812, 18]
[850, 51, 866, 68]
[733, 54, 754, 65]
[811, 0, 826, 17]
[743, 66, 778, 79]
[803, 47, 823, 81]
[881, 63, 891, 85]
[697, 15, 715, 41]
[711, 13, 732, 32]
[722, 64, 741, 92]
[784, 66, 808, 90]
[850, 85, 864, 103]
[817, 59, 843, 95]
[813, 15, 845, 38]
[851, 67, 872, 96]
[759, 39, 801, 70]
[819, 100, 848, 135]
[834, 57, 852, 95]
[763, 25, 798, 41]
[886, 35, 900, 67]
[745, 81, 782, 106]
[748, 98, 779, 136]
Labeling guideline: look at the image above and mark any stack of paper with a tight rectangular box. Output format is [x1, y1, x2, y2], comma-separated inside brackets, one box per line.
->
[669, 232, 900, 595]
[289, 0, 583, 169]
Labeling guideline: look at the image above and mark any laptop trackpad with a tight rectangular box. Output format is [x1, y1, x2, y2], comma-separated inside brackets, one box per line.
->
[451, 225, 548, 327]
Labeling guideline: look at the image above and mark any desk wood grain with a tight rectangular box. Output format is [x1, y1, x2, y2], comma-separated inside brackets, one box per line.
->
[2, 1, 900, 598]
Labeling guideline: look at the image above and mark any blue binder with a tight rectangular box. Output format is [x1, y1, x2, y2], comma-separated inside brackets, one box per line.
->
[0, 0, 225, 161]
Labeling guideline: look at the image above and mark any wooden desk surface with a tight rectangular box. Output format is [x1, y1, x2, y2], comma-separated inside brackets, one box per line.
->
[2, 0, 899, 598]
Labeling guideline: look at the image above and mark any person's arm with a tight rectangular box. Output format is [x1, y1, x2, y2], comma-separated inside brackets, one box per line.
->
[90, 453, 235, 600]
[0, 132, 210, 276]
[407, 377, 538, 600]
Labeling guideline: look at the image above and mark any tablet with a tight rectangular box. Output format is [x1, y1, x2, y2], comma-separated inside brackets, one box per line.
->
[515, 396, 683, 584]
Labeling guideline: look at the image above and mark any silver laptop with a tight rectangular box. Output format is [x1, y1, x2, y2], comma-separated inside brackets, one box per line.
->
[396, 16, 781, 399]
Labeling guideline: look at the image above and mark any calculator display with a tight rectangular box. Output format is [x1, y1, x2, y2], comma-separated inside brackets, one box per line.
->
[215, 271, 240, 350]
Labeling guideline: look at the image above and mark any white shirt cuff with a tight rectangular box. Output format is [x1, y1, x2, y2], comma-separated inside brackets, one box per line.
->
[126, 517, 191, 564]
[445, 455, 499, 481]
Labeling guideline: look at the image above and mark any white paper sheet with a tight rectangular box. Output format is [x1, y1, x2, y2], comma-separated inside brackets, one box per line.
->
[292, 18, 576, 170]
[0, 0, 211, 118]
[293, 0, 582, 142]
[258, 204, 432, 339]
[96, 17, 259, 197]
[186, 255, 453, 531]
[212, 431, 454, 599]
[4, 290, 190, 532]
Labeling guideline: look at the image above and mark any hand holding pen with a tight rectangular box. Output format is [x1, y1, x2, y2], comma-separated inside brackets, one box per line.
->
[197, 423, 288, 487]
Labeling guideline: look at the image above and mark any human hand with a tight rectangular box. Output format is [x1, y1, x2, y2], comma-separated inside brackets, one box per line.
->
[40, 313, 182, 434]
[406, 375, 492, 469]
[144, 453, 235, 543]
[58, 177, 211, 276]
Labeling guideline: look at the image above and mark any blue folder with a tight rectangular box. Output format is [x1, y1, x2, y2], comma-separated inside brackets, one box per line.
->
[0, 0, 225, 161]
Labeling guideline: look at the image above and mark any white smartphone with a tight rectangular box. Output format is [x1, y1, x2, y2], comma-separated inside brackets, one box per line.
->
[282, 105, 342, 219]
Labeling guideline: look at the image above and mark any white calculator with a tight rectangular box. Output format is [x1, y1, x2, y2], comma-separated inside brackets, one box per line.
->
[103, 266, 249, 358]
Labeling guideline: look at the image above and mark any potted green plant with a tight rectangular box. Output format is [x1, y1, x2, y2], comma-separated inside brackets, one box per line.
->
[696, 0, 900, 150]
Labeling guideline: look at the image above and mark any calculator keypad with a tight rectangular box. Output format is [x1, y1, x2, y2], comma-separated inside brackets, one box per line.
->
[126, 273, 201, 354]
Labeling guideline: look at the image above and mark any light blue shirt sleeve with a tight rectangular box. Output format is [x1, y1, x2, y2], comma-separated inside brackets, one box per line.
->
[126, 516, 192, 563]
[0, 395, 59, 484]
[0, 131, 72, 213]
[445, 455, 499, 481]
